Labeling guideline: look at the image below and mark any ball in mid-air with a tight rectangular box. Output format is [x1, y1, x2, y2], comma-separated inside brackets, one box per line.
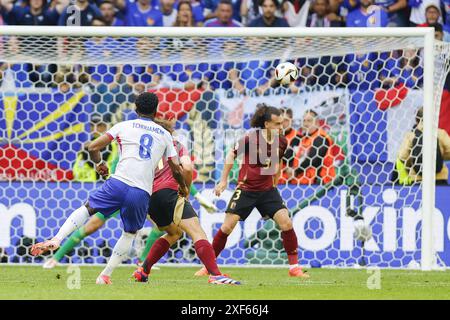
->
[275, 62, 299, 85]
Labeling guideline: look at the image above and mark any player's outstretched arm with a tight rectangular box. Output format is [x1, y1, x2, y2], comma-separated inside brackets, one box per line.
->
[168, 157, 189, 198]
[88, 134, 112, 179]
[215, 151, 236, 196]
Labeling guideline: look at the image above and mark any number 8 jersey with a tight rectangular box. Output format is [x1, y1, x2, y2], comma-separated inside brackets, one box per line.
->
[106, 118, 177, 195]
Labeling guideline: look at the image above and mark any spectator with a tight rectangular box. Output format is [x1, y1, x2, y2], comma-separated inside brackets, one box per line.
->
[396, 107, 450, 185]
[159, 0, 177, 26]
[29, 63, 58, 87]
[248, 0, 289, 27]
[204, 0, 243, 26]
[240, 0, 261, 25]
[124, 38, 161, 93]
[53, 64, 89, 93]
[125, 0, 163, 26]
[73, 114, 119, 182]
[416, 3, 442, 26]
[204, 0, 242, 22]
[227, 58, 276, 94]
[99, 0, 125, 26]
[373, 0, 408, 27]
[443, 0, 450, 41]
[0, 0, 60, 25]
[289, 109, 336, 185]
[306, 0, 344, 26]
[431, 22, 444, 40]
[173, 0, 199, 26]
[91, 17, 107, 26]
[283, 0, 312, 27]
[279, 107, 300, 183]
[380, 49, 422, 89]
[409, 0, 440, 26]
[58, 0, 102, 26]
[343, 52, 385, 91]
[346, 0, 388, 27]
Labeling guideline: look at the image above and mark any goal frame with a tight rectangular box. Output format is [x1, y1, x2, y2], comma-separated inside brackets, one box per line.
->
[0, 26, 437, 270]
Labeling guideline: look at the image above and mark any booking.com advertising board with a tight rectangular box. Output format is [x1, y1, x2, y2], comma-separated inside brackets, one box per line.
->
[1, 182, 449, 268]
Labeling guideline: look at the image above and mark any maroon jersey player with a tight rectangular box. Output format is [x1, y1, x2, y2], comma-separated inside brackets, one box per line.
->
[195, 104, 309, 278]
[133, 118, 241, 285]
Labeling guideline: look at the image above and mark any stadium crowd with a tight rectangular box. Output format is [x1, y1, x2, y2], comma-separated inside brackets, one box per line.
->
[0, 0, 448, 40]
[0, 0, 449, 187]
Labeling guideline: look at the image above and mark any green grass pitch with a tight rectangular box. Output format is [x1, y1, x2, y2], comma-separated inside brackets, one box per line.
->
[1, 266, 449, 300]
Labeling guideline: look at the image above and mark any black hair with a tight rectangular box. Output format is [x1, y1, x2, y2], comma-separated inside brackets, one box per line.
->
[250, 103, 281, 128]
[430, 23, 443, 33]
[219, 0, 233, 6]
[135, 92, 159, 116]
[280, 107, 293, 119]
[304, 109, 319, 117]
[99, 0, 114, 6]
[258, 0, 279, 8]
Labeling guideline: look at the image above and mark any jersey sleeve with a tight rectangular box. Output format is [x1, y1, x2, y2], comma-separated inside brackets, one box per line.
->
[177, 141, 189, 158]
[106, 123, 122, 141]
[164, 133, 178, 160]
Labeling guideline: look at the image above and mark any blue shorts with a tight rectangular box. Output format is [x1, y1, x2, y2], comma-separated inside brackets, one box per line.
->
[88, 178, 150, 233]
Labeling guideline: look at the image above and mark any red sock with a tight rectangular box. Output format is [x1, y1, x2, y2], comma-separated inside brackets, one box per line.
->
[194, 239, 221, 276]
[142, 238, 170, 274]
[212, 229, 228, 257]
[281, 229, 299, 265]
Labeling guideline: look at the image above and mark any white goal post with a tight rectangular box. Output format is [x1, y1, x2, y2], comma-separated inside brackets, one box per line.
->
[0, 26, 447, 270]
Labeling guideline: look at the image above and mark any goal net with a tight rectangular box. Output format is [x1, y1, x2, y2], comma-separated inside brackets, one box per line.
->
[0, 27, 449, 269]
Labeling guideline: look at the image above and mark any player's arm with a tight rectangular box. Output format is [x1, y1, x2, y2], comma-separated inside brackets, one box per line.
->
[180, 155, 193, 188]
[386, 0, 407, 13]
[163, 133, 189, 196]
[215, 149, 236, 196]
[168, 157, 189, 197]
[273, 160, 283, 186]
[87, 134, 112, 179]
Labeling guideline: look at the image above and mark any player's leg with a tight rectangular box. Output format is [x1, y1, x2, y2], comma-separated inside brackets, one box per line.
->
[195, 189, 256, 276]
[179, 215, 240, 284]
[44, 212, 117, 269]
[256, 188, 308, 278]
[97, 184, 150, 284]
[272, 208, 309, 278]
[138, 227, 165, 263]
[31, 204, 94, 256]
[212, 189, 256, 258]
[193, 212, 241, 276]
[32, 178, 126, 257]
[135, 223, 183, 281]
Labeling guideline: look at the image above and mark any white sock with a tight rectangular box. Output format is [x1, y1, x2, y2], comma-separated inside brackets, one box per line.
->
[54, 206, 90, 242]
[101, 232, 135, 277]
[289, 264, 299, 270]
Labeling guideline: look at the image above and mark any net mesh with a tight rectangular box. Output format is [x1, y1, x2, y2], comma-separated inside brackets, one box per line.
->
[0, 31, 449, 268]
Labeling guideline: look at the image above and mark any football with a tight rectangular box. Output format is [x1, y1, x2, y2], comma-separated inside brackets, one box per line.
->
[353, 219, 373, 242]
[275, 62, 299, 85]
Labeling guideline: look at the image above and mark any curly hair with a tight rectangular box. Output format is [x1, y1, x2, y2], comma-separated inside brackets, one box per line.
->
[250, 103, 281, 129]
[135, 92, 158, 116]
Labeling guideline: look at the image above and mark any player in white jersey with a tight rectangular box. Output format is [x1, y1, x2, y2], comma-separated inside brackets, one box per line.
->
[31, 93, 189, 284]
